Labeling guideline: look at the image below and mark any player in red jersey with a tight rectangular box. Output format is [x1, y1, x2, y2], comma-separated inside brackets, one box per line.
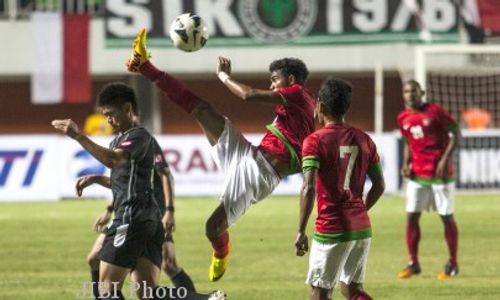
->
[295, 78, 385, 300]
[397, 80, 461, 280]
[127, 29, 315, 281]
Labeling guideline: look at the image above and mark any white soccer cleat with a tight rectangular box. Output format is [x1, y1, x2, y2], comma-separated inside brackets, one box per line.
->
[208, 290, 226, 300]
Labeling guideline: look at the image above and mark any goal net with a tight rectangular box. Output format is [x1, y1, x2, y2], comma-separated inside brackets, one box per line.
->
[414, 45, 500, 189]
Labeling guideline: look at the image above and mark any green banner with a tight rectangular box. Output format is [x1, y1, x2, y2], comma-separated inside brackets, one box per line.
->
[105, 0, 459, 48]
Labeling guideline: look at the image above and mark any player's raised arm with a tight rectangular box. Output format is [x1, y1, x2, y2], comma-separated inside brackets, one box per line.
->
[51, 119, 129, 168]
[216, 56, 284, 105]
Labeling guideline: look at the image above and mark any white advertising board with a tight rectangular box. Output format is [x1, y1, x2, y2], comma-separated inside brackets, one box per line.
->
[0, 135, 61, 202]
[0, 133, 400, 202]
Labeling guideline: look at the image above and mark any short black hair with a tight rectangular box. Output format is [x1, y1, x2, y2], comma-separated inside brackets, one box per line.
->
[318, 77, 352, 118]
[269, 58, 309, 85]
[404, 79, 423, 91]
[98, 82, 138, 114]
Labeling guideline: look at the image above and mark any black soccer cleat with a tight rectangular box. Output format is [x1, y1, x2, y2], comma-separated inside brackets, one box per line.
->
[437, 262, 459, 280]
[398, 263, 421, 279]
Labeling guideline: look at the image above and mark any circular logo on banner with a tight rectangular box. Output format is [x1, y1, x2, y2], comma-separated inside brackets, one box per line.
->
[238, 0, 318, 43]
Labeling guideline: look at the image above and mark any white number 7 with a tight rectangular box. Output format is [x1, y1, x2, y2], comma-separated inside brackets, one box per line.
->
[339, 146, 359, 190]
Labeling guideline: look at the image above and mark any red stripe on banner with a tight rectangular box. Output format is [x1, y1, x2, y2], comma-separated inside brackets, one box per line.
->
[63, 14, 90, 103]
[477, 0, 500, 31]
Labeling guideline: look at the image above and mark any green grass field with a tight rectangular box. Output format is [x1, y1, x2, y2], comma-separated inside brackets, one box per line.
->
[0, 193, 499, 300]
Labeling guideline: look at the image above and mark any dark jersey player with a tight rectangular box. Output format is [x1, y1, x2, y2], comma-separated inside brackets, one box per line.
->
[53, 83, 225, 300]
[52, 83, 162, 299]
[79, 138, 196, 300]
[295, 78, 385, 300]
[127, 29, 315, 282]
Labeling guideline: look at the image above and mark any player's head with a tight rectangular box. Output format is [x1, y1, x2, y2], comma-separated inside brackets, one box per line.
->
[403, 80, 425, 109]
[269, 58, 309, 91]
[316, 77, 352, 123]
[98, 82, 138, 133]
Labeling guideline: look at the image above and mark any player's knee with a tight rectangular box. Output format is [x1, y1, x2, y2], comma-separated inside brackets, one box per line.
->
[440, 214, 454, 224]
[87, 252, 100, 269]
[311, 286, 331, 300]
[205, 217, 220, 240]
[192, 101, 213, 118]
[162, 259, 179, 277]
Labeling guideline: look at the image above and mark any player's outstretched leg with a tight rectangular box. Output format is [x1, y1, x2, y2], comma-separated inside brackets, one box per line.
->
[162, 235, 196, 291]
[206, 203, 230, 282]
[437, 214, 459, 280]
[139, 61, 225, 147]
[399, 212, 422, 279]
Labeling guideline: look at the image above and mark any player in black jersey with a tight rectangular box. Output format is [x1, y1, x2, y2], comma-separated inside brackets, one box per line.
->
[78, 139, 196, 299]
[53, 83, 224, 300]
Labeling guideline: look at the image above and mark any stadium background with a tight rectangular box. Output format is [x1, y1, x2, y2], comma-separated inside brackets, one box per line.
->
[0, 0, 499, 299]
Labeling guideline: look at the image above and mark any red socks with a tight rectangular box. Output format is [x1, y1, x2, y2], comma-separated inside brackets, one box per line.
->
[210, 230, 229, 259]
[140, 61, 201, 114]
[444, 220, 459, 266]
[351, 291, 373, 300]
[406, 223, 421, 265]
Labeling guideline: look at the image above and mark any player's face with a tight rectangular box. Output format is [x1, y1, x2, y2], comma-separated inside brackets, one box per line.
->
[402, 83, 424, 109]
[101, 104, 133, 134]
[269, 70, 290, 91]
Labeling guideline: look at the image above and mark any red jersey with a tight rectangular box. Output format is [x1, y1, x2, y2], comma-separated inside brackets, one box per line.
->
[397, 103, 458, 181]
[302, 123, 381, 242]
[258, 84, 315, 173]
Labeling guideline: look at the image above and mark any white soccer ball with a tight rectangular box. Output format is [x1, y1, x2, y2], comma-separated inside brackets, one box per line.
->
[169, 13, 209, 52]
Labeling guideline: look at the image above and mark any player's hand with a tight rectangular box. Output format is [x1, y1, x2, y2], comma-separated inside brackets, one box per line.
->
[217, 56, 232, 76]
[75, 175, 96, 197]
[162, 211, 175, 234]
[93, 211, 112, 233]
[435, 159, 447, 179]
[294, 232, 309, 256]
[400, 163, 411, 177]
[51, 119, 81, 139]
[127, 28, 151, 73]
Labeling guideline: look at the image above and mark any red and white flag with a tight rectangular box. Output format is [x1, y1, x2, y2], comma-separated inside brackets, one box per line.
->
[31, 12, 90, 104]
[476, 0, 500, 31]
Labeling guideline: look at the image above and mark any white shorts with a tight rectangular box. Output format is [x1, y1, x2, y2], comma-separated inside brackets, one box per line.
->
[211, 118, 281, 226]
[406, 180, 455, 215]
[306, 238, 371, 290]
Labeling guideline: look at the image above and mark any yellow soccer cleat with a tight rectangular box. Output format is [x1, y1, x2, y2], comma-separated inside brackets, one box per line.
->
[127, 28, 151, 73]
[209, 252, 229, 282]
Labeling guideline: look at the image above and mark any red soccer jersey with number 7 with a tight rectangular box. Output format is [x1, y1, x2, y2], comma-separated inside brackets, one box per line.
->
[302, 123, 381, 235]
[397, 103, 458, 181]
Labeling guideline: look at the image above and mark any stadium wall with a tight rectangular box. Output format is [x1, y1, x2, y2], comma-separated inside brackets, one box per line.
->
[0, 74, 405, 134]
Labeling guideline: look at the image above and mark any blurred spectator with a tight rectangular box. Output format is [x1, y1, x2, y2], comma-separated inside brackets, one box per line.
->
[462, 107, 491, 130]
[83, 108, 112, 135]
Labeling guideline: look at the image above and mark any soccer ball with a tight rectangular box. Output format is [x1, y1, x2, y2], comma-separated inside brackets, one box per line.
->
[169, 13, 209, 52]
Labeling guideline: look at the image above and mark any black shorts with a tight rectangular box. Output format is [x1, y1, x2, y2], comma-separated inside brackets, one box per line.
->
[98, 220, 164, 269]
